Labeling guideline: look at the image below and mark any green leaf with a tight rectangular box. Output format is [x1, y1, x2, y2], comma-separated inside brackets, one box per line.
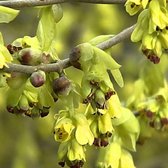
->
[38, 84, 54, 107]
[116, 111, 140, 151]
[52, 4, 63, 23]
[119, 149, 135, 168]
[67, 139, 86, 161]
[97, 142, 121, 168]
[0, 6, 19, 23]
[112, 107, 131, 126]
[111, 69, 124, 87]
[93, 46, 121, 70]
[36, 7, 57, 51]
[0, 44, 13, 68]
[57, 142, 68, 160]
[7, 87, 24, 107]
[88, 34, 114, 46]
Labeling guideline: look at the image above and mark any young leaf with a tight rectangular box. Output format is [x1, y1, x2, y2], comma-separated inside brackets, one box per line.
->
[88, 34, 114, 46]
[36, 6, 57, 51]
[111, 69, 124, 87]
[0, 6, 19, 23]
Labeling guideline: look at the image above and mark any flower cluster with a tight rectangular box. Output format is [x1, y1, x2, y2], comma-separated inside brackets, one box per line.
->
[126, 0, 168, 63]
[53, 109, 94, 168]
[52, 40, 140, 167]
[1, 5, 64, 118]
[127, 59, 168, 143]
[97, 141, 136, 168]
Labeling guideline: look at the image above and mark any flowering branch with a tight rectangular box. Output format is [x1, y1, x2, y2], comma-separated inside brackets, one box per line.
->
[0, 0, 126, 8]
[1, 24, 135, 74]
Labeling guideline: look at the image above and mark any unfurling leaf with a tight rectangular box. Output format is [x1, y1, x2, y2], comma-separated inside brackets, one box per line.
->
[0, 6, 19, 23]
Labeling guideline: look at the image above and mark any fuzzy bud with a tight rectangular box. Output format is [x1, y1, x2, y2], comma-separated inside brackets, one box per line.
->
[30, 70, 46, 87]
[52, 76, 71, 96]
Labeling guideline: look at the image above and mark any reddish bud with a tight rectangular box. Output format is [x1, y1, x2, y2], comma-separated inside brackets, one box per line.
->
[30, 70, 46, 87]
[145, 110, 154, 118]
[69, 47, 81, 69]
[52, 76, 71, 95]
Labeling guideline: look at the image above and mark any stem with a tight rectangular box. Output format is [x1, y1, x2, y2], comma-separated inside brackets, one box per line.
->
[97, 24, 136, 50]
[0, 0, 126, 8]
[2, 59, 70, 74]
[1, 24, 135, 74]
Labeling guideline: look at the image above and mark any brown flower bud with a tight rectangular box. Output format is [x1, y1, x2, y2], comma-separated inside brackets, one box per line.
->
[69, 47, 81, 69]
[52, 76, 71, 96]
[30, 70, 46, 87]
[18, 48, 42, 65]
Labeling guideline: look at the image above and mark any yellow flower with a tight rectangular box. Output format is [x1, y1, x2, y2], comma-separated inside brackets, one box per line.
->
[107, 94, 122, 118]
[74, 113, 94, 146]
[119, 149, 136, 168]
[0, 44, 13, 68]
[115, 109, 140, 151]
[149, 0, 168, 32]
[54, 118, 75, 142]
[67, 139, 86, 162]
[125, 0, 149, 16]
[97, 142, 136, 168]
[57, 138, 86, 167]
[98, 112, 114, 134]
[97, 142, 121, 168]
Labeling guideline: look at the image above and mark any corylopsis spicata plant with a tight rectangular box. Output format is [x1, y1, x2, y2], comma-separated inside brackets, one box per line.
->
[0, 1, 168, 168]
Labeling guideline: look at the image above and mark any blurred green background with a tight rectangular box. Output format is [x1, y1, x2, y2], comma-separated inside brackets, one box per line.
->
[0, 3, 168, 168]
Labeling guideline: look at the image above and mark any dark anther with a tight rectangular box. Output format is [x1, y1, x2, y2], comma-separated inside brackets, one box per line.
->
[17, 47, 22, 51]
[142, 48, 150, 56]
[58, 161, 65, 167]
[147, 55, 160, 64]
[106, 132, 112, 137]
[7, 44, 14, 54]
[156, 26, 161, 31]
[83, 99, 88, 104]
[6, 106, 14, 113]
[24, 111, 32, 117]
[40, 111, 49, 117]
[166, 26, 168, 30]
[96, 102, 105, 109]
[12, 46, 18, 52]
[100, 139, 109, 147]
[149, 121, 154, 128]
[29, 102, 34, 108]
[97, 111, 103, 116]
[79, 161, 84, 167]
[105, 91, 115, 100]
[54, 97, 58, 102]
[160, 118, 168, 126]
[130, 3, 135, 8]
[145, 110, 154, 118]
[90, 80, 99, 87]
[93, 138, 101, 147]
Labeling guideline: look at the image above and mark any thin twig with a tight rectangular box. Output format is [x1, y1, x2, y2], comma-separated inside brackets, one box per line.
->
[97, 24, 136, 50]
[1, 24, 135, 74]
[0, 0, 126, 8]
[2, 59, 70, 74]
